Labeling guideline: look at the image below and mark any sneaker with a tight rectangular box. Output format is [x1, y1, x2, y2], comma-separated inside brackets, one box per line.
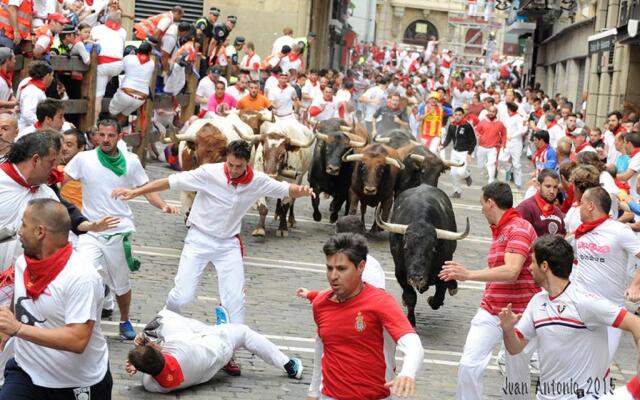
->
[119, 320, 136, 340]
[464, 175, 473, 187]
[450, 191, 462, 199]
[215, 305, 230, 325]
[284, 358, 303, 379]
[101, 309, 113, 319]
[223, 359, 241, 376]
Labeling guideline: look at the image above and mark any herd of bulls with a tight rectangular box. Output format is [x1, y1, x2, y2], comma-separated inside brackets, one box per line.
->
[159, 112, 470, 326]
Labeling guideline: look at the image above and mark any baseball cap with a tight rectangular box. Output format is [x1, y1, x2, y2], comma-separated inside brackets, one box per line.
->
[47, 13, 70, 24]
[0, 48, 13, 64]
[60, 24, 77, 34]
[570, 127, 586, 137]
[227, 15, 237, 23]
[234, 36, 245, 45]
[210, 7, 221, 16]
[210, 65, 223, 75]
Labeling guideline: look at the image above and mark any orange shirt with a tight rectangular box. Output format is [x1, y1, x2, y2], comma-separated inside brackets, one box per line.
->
[237, 94, 272, 112]
[57, 165, 83, 210]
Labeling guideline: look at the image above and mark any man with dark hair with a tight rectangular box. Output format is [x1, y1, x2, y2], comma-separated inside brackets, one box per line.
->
[58, 129, 87, 210]
[500, 234, 640, 399]
[618, 132, 640, 200]
[531, 130, 557, 175]
[65, 119, 177, 340]
[0, 113, 18, 159]
[572, 186, 640, 361]
[300, 233, 423, 399]
[500, 101, 527, 189]
[0, 199, 112, 399]
[237, 80, 272, 112]
[124, 308, 302, 393]
[516, 169, 565, 237]
[112, 139, 314, 375]
[440, 181, 539, 399]
[441, 107, 475, 198]
[18, 99, 66, 138]
[605, 110, 627, 164]
[570, 127, 596, 155]
[16, 61, 54, 131]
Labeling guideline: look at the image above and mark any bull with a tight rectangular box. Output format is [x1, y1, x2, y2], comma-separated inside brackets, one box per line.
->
[342, 143, 405, 232]
[235, 120, 316, 237]
[375, 184, 469, 326]
[309, 119, 368, 223]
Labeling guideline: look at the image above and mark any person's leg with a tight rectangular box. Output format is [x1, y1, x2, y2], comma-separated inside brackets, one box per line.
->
[456, 309, 503, 400]
[487, 147, 498, 183]
[224, 324, 290, 369]
[0, 358, 44, 400]
[211, 237, 246, 324]
[450, 150, 467, 194]
[102, 235, 134, 322]
[166, 230, 214, 314]
[476, 146, 488, 169]
[510, 142, 523, 187]
[89, 364, 113, 400]
[607, 326, 623, 363]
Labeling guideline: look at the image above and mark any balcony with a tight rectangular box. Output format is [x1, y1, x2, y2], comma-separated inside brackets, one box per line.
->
[617, 0, 640, 42]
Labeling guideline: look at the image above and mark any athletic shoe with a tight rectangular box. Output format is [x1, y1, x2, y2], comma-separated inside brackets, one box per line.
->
[465, 175, 473, 187]
[450, 191, 462, 199]
[285, 358, 303, 379]
[101, 309, 113, 319]
[119, 320, 136, 340]
[215, 305, 230, 325]
[223, 359, 241, 376]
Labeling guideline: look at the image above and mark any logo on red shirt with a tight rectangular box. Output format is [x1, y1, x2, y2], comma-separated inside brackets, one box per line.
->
[355, 312, 366, 332]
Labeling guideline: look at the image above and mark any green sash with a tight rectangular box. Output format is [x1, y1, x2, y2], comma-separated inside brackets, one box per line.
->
[97, 147, 127, 177]
[99, 232, 140, 272]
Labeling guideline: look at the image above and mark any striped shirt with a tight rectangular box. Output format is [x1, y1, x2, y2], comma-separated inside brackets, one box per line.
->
[481, 216, 539, 315]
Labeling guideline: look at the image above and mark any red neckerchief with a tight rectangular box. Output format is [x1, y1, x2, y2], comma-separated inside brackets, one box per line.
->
[546, 120, 557, 130]
[615, 178, 631, 193]
[565, 128, 573, 137]
[24, 242, 72, 300]
[244, 51, 254, 67]
[224, 163, 254, 186]
[153, 353, 185, 389]
[137, 54, 151, 64]
[34, 121, 43, 129]
[19, 78, 46, 92]
[0, 163, 37, 193]
[574, 215, 609, 239]
[626, 376, 640, 399]
[277, 83, 288, 90]
[105, 19, 121, 31]
[613, 125, 627, 136]
[533, 110, 543, 119]
[48, 167, 64, 185]
[575, 141, 590, 153]
[309, 79, 317, 87]
[534, 192, 554, 217]
[489, 208, 521, 239]
[0, 70, 13, 88]
[560, 184, 575, 213]
[288, 53, 299, 62]
[631, 148, 640, 158]
[533, 144, 547, 164]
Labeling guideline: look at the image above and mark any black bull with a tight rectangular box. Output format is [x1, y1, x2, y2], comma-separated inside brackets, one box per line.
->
[376, 184, 470, 326]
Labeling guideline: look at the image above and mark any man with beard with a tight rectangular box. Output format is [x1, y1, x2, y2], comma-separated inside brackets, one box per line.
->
[516, 169, 566, 237]
[605, 111, 627, 165]
[371, 93, 409, 135]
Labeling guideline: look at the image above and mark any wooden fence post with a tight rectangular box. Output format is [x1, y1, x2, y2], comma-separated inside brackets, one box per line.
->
[78, 48, 98, 131]
[181, 56, 200, 123]
[133, 55, 158, 166]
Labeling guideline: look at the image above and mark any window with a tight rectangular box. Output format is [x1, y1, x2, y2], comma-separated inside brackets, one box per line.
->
[403, 20, 439, 46]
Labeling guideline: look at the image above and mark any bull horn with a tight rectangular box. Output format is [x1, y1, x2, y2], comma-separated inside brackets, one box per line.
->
[375, 205, 408, 235]
[443, 159, 465, 167]
[385, 157, 405, 170]
[289, 134, 316, 148]
[342, 153, 364, 162]
[435, 217, 470, 241]
[343, 133, 366, 147]
[315, 132, 329, 142]
[410, 154, 425, 164]
[339, 126, 353, 133]
[233, 126, 259, 143]
[373, 136, 391, 144]
[410, 140, 422, 146]
[160, 123, 176, 144]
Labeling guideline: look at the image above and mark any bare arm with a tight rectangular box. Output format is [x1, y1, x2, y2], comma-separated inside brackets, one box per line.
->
[499, 303, 528, 355]
[7, 6, 20, 45]
[439, 252, 526, 282]
[618, 310, 640, 346]
[289, 184, 315, 199]
[112, 178, 170, 200]
[618, 168, 636, 182]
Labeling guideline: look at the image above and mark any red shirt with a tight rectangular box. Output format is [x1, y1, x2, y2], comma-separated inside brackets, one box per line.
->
[475, 119, 507, 148]
[481, 216, 539, 315]
[311, 284, 414, 400]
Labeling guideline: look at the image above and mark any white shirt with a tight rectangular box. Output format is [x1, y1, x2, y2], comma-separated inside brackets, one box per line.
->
[0, 165, 57, 270]
[309, 96, 342, 121]
[362, 86, 386, 122]
[264, 75, 279, 98]
[363, 254, 386, 290]
[91, 24, 126, 60]
[34, 30, 52, 52]
[279, 55, 303, 74]
[548, 125, 565, 148]
[65, 149, 148, 234]
[196, 76, 227, 111]
[604, 130, 621, 166]
[516, 284, 627, 400]
[601, 377, 640, 399]
[168, 162, 290, 239]
[240, 53, 261, 81]
[225, 85, 247, 102]
[451, 88, 473, 109]
[121, 54, 155, 95]
[504, 113, 526, 141]
[563, 205, 580, 235]
[0, 75, 12, 101]
[577, 143, 596, 154]
[627, 152, 640, 199]
[16, 78, 47, 131]
[572, 219, 640, 305]
[13, 251, 108, 388]
[271, 35, 296, 56]
[301, 80, 322, 108]
[267, 84, 297, 117]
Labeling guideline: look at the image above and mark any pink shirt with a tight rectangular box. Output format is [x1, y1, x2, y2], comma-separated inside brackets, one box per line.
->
[207, 93, 237, 114]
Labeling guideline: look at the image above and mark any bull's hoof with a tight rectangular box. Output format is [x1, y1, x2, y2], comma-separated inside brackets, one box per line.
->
[252, 228, 266, 237]
[276, 229, 289, 237]
[329, 213, 339, 223]
[427, 296, 442, 310]
[288, 219, 296, 228]
[448, 287, 458, 296]
[313, 211, 322, 222]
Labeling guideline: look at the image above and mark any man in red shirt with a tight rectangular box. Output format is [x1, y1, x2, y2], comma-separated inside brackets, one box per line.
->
[439, 182, 539, 400]
[475, 106, 506, 184]
[516, 169, 566, 237]
[306, 233, 424, 400]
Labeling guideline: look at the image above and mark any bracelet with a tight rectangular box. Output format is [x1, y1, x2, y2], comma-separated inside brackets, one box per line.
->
[11, 323, 22, 337]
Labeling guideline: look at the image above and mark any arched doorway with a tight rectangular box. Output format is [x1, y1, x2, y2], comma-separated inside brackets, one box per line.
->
[403, 20, 439, 47]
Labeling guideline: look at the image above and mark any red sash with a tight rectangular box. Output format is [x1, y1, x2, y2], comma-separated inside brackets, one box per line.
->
[0, 163, 37, 193]
[24, 243, 73, 300]
[18, 79, 46, 92]
[490, 208, 521, 239]
[534, 192, 554, 217]
[224, 163, 254, 186]
[574, 215, 608, 239]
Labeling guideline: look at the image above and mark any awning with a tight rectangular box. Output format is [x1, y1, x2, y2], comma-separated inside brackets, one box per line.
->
[587, 28, 618, 54]
[506, 21, 537, 35]
[618, 19, 640, 43]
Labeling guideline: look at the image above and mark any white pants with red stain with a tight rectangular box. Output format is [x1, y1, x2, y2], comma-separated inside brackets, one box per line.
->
[165, 226, 245, 324]
[457, 308, 534, 400]
[450, 149, 471, 194]
[476, 146, 498, 183]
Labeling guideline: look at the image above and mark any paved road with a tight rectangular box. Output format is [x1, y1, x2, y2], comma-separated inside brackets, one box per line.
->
[106, 154, 637, 399]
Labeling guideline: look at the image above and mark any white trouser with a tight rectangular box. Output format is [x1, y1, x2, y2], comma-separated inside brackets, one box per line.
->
[108, 89, 145, 116]
[457, 308, 534, 400]
[77, 232, 131, 296]
[608, 326, 622, 363]
[499, 140, 523, 186]
[96, 61, 123, 97]
[450, 149, 470, 193]
[166, 227, 245, 323]
[225, 323, 290, 368]
[440, 67, 451, 83]
[422, 136, 445, 158]
[476, 146, 498, 183]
